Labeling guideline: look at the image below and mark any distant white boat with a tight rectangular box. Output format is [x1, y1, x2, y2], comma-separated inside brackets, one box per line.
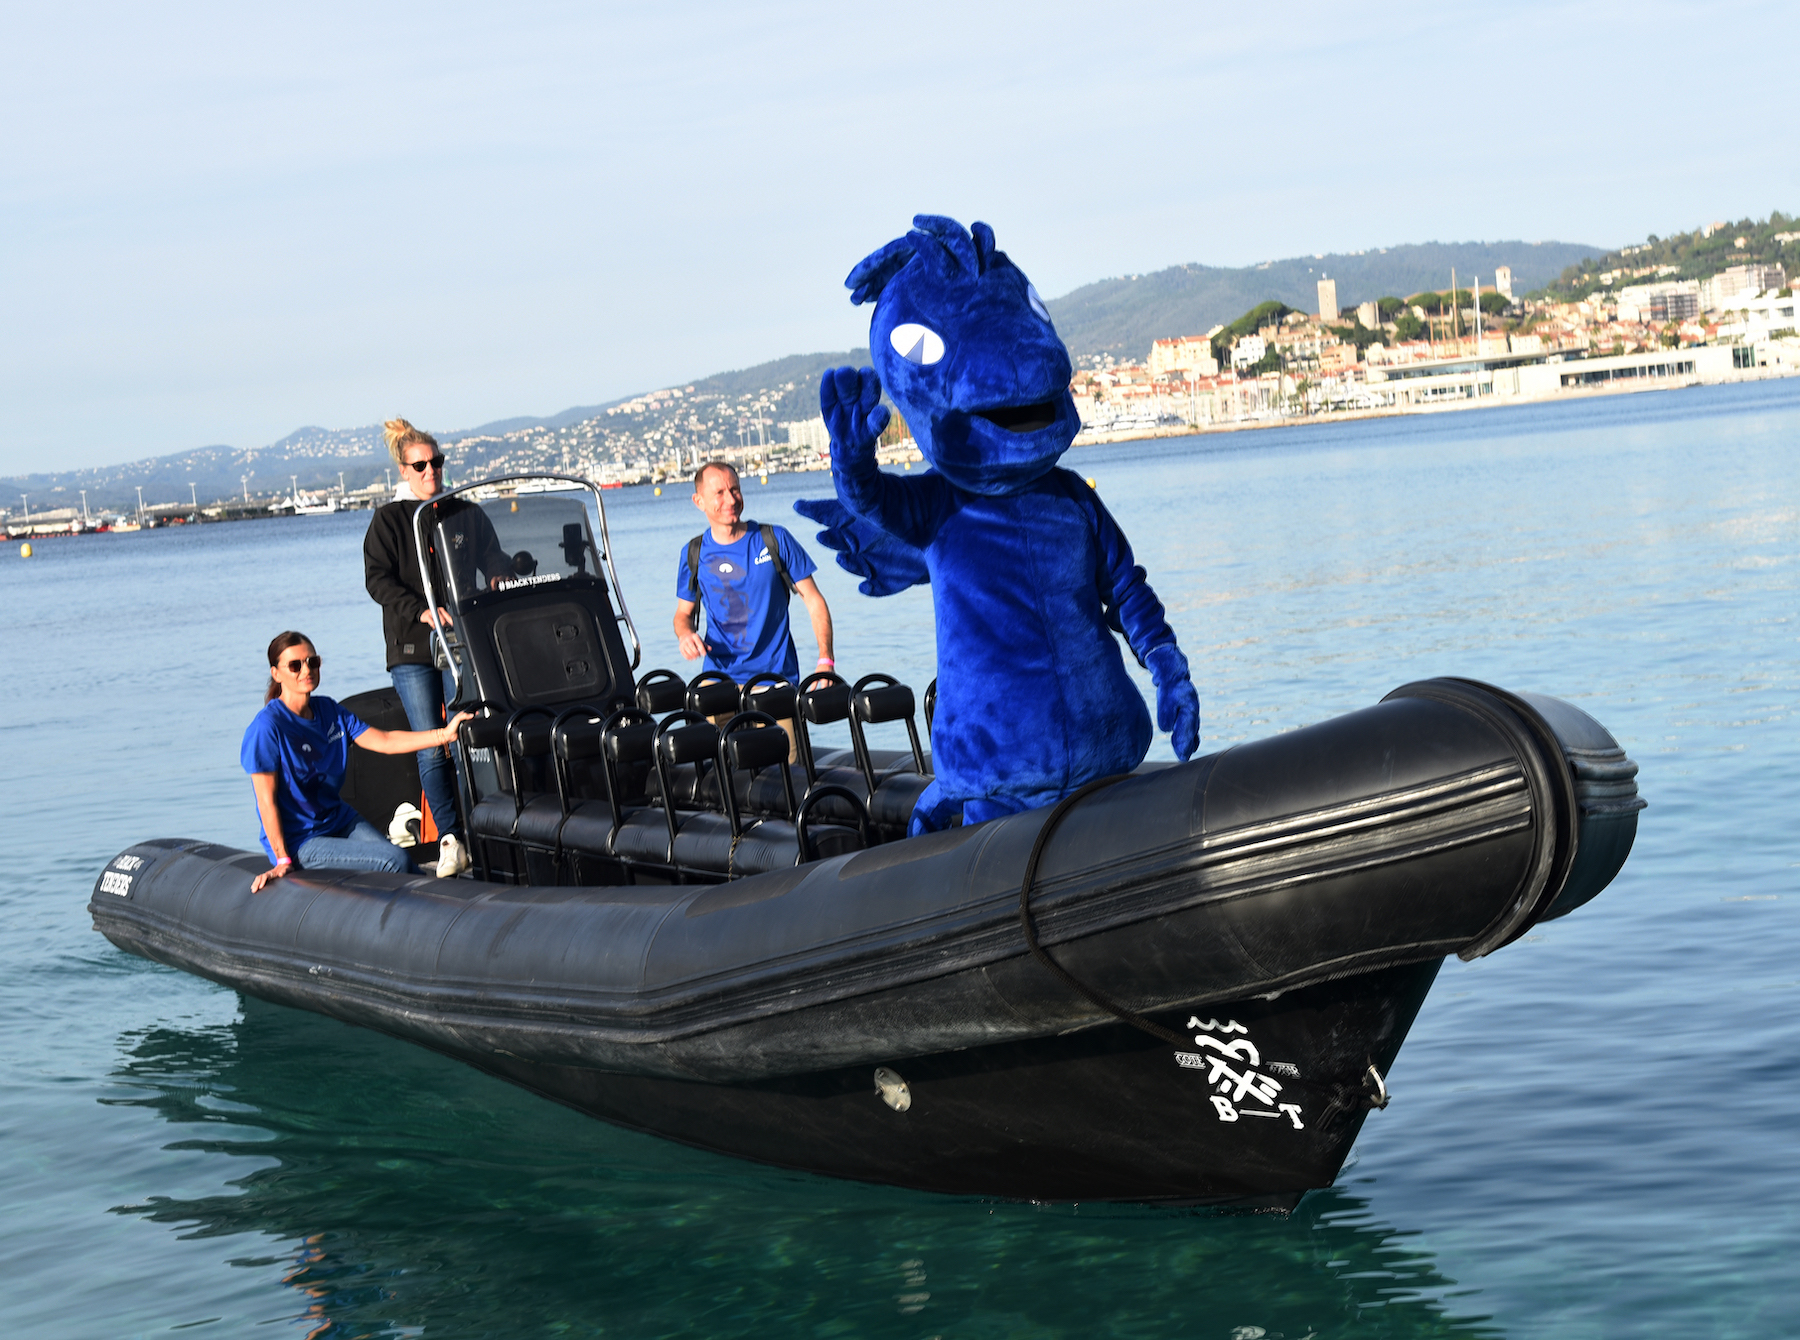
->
[291, 496, 341, 516]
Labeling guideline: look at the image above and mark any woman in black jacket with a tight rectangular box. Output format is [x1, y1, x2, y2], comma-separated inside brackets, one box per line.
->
[361, 418, 492, 876]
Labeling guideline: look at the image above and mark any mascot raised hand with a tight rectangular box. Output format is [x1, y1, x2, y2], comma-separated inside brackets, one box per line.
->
[797, 214, 1200, 833]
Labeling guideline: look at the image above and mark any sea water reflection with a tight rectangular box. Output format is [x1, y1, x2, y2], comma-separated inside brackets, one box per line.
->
[109, 999, 1500, 1338]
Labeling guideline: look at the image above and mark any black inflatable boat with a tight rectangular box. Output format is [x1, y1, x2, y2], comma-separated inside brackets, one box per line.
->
[90, 474, 1644, 1204]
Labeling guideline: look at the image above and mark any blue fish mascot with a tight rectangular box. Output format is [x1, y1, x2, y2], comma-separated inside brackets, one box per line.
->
[797, 214, 1201, 834]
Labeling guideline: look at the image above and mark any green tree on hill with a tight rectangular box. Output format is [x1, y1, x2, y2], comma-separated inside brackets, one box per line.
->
[1328, 323, 1384, 352]
[1209, 301, 1296, 365]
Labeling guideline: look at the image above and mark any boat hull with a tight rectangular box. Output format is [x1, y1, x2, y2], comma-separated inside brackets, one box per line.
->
[461, 959, 1439, 1203]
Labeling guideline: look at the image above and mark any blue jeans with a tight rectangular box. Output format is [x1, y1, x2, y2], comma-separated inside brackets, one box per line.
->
[391, 662, 462, 840]
[296, 819, 420, 875]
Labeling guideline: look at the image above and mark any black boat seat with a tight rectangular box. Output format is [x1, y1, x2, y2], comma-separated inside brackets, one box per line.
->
[468, 793, 520, 840]
[512, 795, 567, 847]
[575, 802, 862, 875]
[804, 767, 931, 831]
[551, 709, 663, 861]
[480, 711, 560, 840]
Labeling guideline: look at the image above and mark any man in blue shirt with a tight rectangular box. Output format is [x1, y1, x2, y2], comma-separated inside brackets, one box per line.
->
[674, 461, 835, 681]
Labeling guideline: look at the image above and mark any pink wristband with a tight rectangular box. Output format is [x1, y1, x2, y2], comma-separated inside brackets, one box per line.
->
[274, 857, 291, 867]
[817, 657, 834, 666]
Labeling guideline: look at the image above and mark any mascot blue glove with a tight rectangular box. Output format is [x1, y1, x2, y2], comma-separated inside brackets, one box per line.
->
[792, 497, 930, 597]
[797, 215, 1200, 833]
[796, 374, 932, 596]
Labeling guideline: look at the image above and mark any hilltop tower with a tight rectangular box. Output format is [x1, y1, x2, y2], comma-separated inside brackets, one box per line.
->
[1317, 277, 1340, 322]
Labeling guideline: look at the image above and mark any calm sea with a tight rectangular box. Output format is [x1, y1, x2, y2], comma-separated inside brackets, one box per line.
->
[3, 381, 1796, 1338]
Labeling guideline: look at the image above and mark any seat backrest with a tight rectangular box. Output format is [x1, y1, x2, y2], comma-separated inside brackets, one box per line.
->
[504, 709, 557, 811]
[847, 674, 928, 793]
[716, 710, 798, 832]
[634, 668, 687, 715]
[738, 673, 797, 721]
[687, 672, 739, 718]
[793, 671, 850, 782]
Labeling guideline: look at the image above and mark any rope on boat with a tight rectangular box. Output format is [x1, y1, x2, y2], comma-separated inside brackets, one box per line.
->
[1017, 775, 1189, 1049]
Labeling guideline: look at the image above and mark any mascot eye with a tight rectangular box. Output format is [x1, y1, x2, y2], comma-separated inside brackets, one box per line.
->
[889, 323, 946, 366]
[1026, 283, 1051, 323]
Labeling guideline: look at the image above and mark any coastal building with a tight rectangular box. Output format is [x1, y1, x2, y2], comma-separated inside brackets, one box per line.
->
[1617, 281, 1700, 324]
[782, 418, 831, 452]
[1147, 336, 1219, 377]
[1740, 288, 1799, 340]
[1701, 264, 1786, 313]
[1356, 300, 1381, 330]
[1494, 266, 1513, 301]
[1231, 334, 1267, 369]
[1317, 278, 1339, 322]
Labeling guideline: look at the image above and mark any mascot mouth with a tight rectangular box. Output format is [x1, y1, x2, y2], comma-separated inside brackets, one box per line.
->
[974, 400, 1060, 434]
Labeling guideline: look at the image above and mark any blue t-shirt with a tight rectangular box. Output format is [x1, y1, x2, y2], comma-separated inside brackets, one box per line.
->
[240, 695, 371, 858]
[674, 523, 817, 680]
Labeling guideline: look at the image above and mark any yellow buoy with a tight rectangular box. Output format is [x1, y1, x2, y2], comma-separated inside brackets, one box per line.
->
[760, 475, 769, 485]
[904, 461, 911, 470]
[19, 542, 32, 558]
[653, 487, 662, 497]
[1086, 477, 1097, 489]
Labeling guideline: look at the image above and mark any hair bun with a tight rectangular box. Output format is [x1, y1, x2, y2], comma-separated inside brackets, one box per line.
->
[383, 417, 438, 463]
[383, 418, 418, 452]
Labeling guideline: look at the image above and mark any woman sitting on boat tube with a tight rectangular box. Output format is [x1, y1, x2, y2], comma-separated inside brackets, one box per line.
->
[244, 630, 470, 892]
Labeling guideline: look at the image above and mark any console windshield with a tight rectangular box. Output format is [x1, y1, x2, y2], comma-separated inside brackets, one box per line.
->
[424, 485, 606, 612]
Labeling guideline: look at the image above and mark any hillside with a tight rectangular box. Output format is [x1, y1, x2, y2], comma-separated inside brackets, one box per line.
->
[1045, 240, 1600, 360]
[1533, 210, 1797, 302]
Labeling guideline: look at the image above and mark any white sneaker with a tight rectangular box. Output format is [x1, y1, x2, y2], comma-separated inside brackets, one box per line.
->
[436, 834, 470, 878]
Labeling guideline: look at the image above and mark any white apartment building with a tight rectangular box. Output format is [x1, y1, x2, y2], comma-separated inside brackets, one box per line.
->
[1617, 281, 1700, 324]
[782, 418, 831, 452]
[1231, 334, 1268, 368]
[1740, 288, 1799, 339]
[1700, 264, 1786, 313]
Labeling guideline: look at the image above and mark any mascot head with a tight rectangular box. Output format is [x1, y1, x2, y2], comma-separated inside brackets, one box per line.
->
[848, 215, 1078, 496]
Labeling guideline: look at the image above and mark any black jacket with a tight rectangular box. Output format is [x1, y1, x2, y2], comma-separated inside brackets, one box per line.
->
[366, 496, 513, 669]
[364, 499, 437, 669]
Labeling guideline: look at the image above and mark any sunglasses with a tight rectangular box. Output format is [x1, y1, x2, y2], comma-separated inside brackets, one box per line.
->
[404, 455, 446, 474]
[282, 655, 323, 675]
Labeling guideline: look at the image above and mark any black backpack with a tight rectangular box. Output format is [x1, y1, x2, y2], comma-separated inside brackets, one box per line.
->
[686, 523, 799, 604]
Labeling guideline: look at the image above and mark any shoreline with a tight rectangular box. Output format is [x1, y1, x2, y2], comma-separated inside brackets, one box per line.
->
[1069, 365, 1799, 448]
[12, 368, 1796, 544]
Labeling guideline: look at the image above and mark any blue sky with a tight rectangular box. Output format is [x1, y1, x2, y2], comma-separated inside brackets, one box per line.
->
[2, 0, 1795, 475]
